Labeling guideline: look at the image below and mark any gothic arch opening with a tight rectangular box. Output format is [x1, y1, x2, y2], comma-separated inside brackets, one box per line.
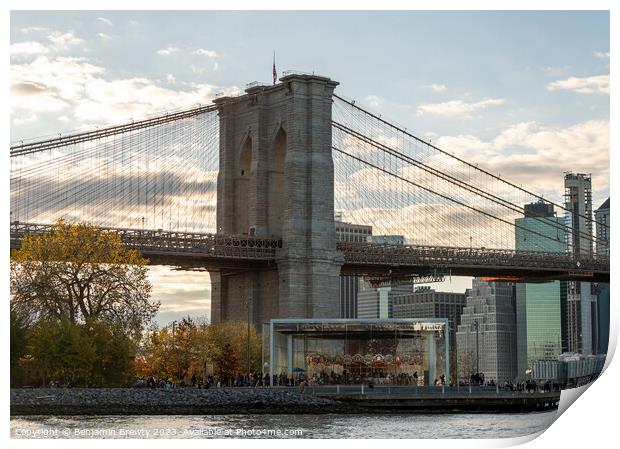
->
[268, 127, 287, 236]
[235, 136, 252, 234]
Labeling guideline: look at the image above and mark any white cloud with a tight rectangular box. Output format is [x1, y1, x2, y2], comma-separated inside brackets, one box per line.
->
[47, 32, 84, 50]
[12, 111, 38, 126]
[190, 65, 209, 75]
[12, 31, 85, 59]
[434, 120, 609, 202]
[11, 55, 239, 126]
[10, 41, 49, 56]
[97, 33, 111, 40]
[212, 61, 219, 72]
[594, 51, 610, 59]
[547, 74, 609, 94]
[542, 65, 570, 76]
[416, 98, 505, 118]
[21, 26, 48, 34]
[365, 95, 380, 108]
[166, 74, 176, 84]
[423, 83, 447, 92]
[75, 78, 218, 123]
[192, 48, 219, 58]
[96, 17, 113, 26]
[157, 46, 179, 56]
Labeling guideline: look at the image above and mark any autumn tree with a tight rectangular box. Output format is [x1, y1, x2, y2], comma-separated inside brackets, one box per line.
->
[136, 319, 262, 383]
[206, 320, 262, 374]
[11, 220, 159, 339]
[136, 317, 207, 382]
[212, 343, 240, 385]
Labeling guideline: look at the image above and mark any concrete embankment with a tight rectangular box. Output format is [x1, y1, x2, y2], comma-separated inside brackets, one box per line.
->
[10, 388, 561, 415]
[332, 392, 561, 413]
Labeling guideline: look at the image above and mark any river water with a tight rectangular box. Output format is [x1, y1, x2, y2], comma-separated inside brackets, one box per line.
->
[11, 411, 557, 439]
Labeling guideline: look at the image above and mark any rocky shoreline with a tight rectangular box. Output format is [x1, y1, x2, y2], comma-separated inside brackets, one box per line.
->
[10, 388, 359, 415]
[11, 388, 561, 415]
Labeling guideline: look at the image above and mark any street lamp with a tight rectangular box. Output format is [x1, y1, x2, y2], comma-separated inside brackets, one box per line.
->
[473, 320, 480, 375]
[243, 297, 253, 376]
[172, 320, 180, 382]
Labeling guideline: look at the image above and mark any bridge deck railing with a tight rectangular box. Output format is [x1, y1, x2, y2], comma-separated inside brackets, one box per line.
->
[336, 241, 608, 273]
[10, 222, 609, 274]
[10, 222, 281, 260]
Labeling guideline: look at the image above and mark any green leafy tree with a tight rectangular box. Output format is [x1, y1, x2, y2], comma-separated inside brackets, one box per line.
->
[88, 320, 137, 387]
[10, 302, 31, 386]
[27, 318, 137, 387]
[29, 319, 96, 386]
[10, 303, 30, 369]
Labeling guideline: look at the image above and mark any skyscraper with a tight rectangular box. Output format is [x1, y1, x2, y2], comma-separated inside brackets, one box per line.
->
[356, 281, 412, 318]
[563, 173, 597, 355]
[595, 198, 610, 257]
[515, 201, 567, 378]
[456, 278, 517, 383]
[595, 198, 610, 354]
[356, 234, 406, 319]
[335, 218, 372, 318]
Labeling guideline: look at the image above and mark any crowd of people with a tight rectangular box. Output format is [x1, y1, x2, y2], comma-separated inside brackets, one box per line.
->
[270, 370, 427, 386]
[130, 370, 562, 393]
[501, 379, 560, 393]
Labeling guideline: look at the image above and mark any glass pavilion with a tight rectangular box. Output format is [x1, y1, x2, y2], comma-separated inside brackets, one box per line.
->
[265, 318, 449, 386]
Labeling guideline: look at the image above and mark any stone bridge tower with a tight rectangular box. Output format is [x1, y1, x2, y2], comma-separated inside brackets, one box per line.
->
[209, 74, 343, 328]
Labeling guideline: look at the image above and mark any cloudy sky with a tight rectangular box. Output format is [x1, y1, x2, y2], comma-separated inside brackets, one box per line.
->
[10, 11, 610, 325]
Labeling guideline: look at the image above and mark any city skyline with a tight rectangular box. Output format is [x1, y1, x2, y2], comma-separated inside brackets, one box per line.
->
[10, 11, 610, 325]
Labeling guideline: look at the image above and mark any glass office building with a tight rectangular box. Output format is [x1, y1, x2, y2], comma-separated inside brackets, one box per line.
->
[266, 318, 449, 386]
[515, 201, 567, 379]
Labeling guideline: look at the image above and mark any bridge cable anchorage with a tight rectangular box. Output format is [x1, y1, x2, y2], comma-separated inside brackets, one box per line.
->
[332, 144, 594, 256]
[332, 93, 609, 232]
[10, 104, 218, 157]
[331, 121, 598, 250]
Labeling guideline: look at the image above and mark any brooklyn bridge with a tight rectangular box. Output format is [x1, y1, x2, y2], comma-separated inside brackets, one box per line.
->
[10, 73, 609, 327]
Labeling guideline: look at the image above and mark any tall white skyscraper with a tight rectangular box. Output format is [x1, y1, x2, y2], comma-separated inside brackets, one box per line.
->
[563, 173, 597, 355]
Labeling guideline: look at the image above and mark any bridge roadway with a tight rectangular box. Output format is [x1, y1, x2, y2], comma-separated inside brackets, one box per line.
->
[10, 222, 610, 283]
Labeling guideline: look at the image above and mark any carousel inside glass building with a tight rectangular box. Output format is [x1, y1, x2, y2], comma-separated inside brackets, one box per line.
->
[266, 319, 449, 386]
